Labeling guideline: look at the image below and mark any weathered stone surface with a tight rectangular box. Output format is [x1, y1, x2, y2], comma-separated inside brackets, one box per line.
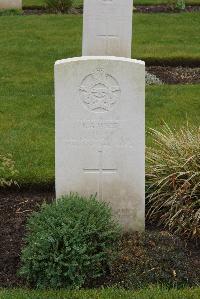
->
[82, 0, 133, 58]
[0, 0, 22, 9]
[55, 56, 145, 231]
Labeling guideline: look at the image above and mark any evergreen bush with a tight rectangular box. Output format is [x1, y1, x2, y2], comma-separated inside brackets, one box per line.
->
[20, 193, 121, 289]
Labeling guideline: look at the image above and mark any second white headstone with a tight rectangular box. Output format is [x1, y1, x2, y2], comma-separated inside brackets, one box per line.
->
[0, 0, 22, 9]
[82, 0, 133, 58]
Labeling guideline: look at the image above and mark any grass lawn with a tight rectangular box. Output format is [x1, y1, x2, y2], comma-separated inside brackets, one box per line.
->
[1, 84, 199, 184]
[0, 13, 200, 184]
[146, 85, 200, 129]
[0, 13, 199, 64]
[22, 0, 200, 7]
[0, 287, 200, 299]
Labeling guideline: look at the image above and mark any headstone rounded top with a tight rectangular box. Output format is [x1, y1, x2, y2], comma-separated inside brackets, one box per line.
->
[55, 56, 145, 66]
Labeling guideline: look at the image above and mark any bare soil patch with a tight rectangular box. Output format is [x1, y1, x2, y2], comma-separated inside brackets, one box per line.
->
[22, 6, 82, 15]
[0, 190, 199, 288]
[0, 190, 54, 287]
[22, 5, 200, 15]
[147, 66, 200, 84]
[135, 5, 200, 13]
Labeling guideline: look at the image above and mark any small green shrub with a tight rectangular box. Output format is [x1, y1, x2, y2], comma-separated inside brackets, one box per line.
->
[176, 0, 186, 11]
[109, 231, 200, 289]
[146, 125, 200, 241]
[45, 0, 73, 12]
[0, 154, 18, 187]
[168, 0, 186, 11]
[0, 9, 22, 16]
[20, 193, 121, 289]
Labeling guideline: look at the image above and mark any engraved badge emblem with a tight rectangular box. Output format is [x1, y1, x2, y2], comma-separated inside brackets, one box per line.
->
[79, 68, 121, 113]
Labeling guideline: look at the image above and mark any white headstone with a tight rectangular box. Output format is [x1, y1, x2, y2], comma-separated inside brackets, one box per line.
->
[55, 56, 145, 231]
[82, 0, 133, 58]
[0, 0, 22, 9]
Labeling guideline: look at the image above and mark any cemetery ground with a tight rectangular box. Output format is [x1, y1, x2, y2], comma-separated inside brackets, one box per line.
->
[22, 0, 200, 7]
[0, 7, 200, 299]
[1, 13, 200, 184]
[0, 287, 200, 299]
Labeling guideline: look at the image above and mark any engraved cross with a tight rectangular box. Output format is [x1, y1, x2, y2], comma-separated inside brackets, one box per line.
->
[97, 34, 119, 55]
[83, 150, 117, 200]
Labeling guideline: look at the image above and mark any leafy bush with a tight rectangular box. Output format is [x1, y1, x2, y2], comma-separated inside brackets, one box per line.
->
[175, 0, 186, 11]
[146, 125, 200, 241]
[168, 0, 186, 11]
[20, 193, 121, 289]
[109, 231, 200, 289]
[0, 9, 22, 16]
[45, 0, 73, 12]
[0, 154, 18, 187]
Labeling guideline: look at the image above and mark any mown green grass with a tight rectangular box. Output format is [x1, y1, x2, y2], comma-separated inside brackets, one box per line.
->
[0, 13, 199, 65]
[146, 84, 200, 129]
[1, 85, 199, 184]
[23, 0, 45, 7]
[23, 0, 200, 7]
[0, 14, 199, 184]
[0, 287, 200, 299]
